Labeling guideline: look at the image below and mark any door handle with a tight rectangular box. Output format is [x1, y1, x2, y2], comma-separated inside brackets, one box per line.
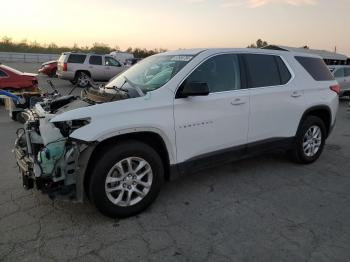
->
[291, 91, 302, 98]
[231, 98, 246, 106]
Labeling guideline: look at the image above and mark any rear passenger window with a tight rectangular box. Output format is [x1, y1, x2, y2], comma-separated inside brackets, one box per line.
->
[295, 56, 334, 81]
[67, 54, 87, 64]
[89, 55, 102, 65]
[243, 54, 290, 88]
[0, 70, 7, 77]
[334, 68, 345, 78]
[185, 54, 241, 93]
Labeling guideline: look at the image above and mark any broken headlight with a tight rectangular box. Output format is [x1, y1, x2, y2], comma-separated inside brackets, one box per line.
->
[53, 118, 91, 137]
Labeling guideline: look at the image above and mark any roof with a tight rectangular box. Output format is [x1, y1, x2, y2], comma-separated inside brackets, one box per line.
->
[264, 45, 348, 60]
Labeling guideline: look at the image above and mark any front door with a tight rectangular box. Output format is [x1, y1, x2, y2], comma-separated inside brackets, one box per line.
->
[104, 57, 124, 80]
[173, 54, 250, 164]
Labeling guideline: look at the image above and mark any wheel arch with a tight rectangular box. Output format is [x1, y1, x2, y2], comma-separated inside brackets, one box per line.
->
[297, 105, 332, 138]
[83, 131, 172, 199]
[75, 70, 91, 78]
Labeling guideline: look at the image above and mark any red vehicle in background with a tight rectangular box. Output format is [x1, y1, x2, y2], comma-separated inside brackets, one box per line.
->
[38, 60, 57, 77]
[0, 64, 38, 91]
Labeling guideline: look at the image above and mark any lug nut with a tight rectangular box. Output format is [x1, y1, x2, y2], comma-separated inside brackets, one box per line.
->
[132, 182, 136, 185]
[127, 186, 131, 189]
[123, 183, 126, 187]
[133, 176, 137, 179]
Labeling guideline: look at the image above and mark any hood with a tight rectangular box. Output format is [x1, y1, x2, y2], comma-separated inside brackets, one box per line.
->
[49, 88, 161, 124]
[42, 61, 57, 66]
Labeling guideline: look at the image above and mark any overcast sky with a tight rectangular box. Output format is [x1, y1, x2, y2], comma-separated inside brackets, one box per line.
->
[1, 0, 349, 55]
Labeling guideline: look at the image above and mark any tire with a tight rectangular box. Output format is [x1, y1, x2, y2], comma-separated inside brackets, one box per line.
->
[289, 116, 326, 164]
[89, 140, 164, 218]
[75, 71, 90, 88]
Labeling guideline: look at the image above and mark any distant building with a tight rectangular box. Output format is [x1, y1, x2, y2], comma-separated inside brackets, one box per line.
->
[263, 45, 349, 65]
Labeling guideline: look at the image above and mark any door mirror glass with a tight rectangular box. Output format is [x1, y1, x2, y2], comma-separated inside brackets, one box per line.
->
[178, 81, 209, 98]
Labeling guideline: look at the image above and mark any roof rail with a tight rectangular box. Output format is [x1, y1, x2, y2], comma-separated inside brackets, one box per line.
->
[262, 45, 289, 51]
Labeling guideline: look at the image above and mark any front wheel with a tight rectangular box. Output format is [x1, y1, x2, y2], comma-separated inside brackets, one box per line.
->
[89, 140, 164, 218]
[289, 116, 326, 164]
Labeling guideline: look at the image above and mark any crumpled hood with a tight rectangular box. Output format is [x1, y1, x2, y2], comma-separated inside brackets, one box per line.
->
[50, 94, 149, 123]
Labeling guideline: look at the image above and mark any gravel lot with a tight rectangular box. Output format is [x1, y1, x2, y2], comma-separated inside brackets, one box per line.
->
[1, 62, 350, 262]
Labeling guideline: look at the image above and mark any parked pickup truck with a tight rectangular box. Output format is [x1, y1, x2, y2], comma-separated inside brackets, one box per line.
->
[14, 48, 339, 218]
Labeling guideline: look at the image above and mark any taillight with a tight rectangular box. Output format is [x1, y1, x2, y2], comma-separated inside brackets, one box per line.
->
[63, 63, 67, 71]
[330, 84, 341, 95]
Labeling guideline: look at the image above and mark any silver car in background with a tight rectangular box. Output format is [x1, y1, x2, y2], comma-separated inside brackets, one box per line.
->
[329, 65, 350, 96]
[57, 52, 126, 87]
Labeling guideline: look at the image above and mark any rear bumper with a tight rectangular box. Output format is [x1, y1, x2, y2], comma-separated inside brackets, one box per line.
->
[57, 71, 75, 80]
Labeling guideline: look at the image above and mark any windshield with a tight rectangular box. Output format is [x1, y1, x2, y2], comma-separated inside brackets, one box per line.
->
[105, 55, 193, 92]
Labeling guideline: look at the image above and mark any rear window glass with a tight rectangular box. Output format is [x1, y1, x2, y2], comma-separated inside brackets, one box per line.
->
[0, 69, 7, 77]
[89, 55, 102, 65]
[334, 68, 344, 78]
[67, 54, 87, 64]
[295, 56, 334, 81]
[345, 68, 350, 77]
[243, 54, 291, 88]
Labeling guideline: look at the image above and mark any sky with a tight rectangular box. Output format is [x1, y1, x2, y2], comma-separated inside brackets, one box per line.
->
[1, 0, 349, 55]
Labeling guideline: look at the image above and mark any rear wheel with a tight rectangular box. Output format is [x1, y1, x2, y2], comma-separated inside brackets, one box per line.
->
[89, 140, 164, 218]
[75, 71, 90, 88]
[289, 116, 326, 164]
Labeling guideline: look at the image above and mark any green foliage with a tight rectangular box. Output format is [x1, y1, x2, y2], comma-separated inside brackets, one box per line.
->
[0, 36, 166, 58]
[247, 38, 269, 48]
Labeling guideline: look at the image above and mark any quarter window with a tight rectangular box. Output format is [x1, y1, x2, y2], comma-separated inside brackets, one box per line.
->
[243, 54, 290, 88]
[67, 54, 87, 64]
[295, 56, 334, 81]
[184, 54, 241, 93]
[0, 70, 7, 77]
[89, 55, 102, 65]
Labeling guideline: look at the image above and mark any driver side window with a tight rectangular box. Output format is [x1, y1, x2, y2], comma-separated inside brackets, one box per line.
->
[185, 54, 241, 93]
[105, 57, 121, 67]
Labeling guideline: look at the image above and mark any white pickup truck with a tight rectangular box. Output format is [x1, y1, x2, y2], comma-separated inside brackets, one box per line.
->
[14, 48, 339, 218]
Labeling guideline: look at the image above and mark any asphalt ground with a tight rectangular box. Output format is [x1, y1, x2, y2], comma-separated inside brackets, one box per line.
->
[0, 62, 350, 262]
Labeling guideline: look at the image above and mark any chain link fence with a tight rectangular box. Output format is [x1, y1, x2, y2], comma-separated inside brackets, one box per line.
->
[0, 52, 59, 63]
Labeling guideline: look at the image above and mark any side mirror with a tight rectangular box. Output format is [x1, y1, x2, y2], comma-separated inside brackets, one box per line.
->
[178, 81, 209, 98]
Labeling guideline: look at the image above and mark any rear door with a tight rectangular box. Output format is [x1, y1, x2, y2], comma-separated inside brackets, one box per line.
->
[88, 55, 104, 80]
[243, 53, 303, 144]
[104, 56, 124, 80]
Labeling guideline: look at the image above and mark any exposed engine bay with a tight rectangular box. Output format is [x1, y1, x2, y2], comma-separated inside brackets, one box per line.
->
[14, 82, 143, 200]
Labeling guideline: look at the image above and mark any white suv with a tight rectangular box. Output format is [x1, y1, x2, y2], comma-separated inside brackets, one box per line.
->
[329, 65, 350, 96]
[14, 48, 339, 218]
[57, 52, 126, 87]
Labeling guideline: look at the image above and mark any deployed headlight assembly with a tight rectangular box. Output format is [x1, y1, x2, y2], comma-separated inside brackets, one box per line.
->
[53, 117, 91, 137]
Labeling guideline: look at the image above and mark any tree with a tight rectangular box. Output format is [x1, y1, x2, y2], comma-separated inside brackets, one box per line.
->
[248, 38, 268, 48]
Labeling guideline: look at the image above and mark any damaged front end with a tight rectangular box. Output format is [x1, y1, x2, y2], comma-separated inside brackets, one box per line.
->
[13, 85, 136, 201]
[13, 106, 86, 200]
